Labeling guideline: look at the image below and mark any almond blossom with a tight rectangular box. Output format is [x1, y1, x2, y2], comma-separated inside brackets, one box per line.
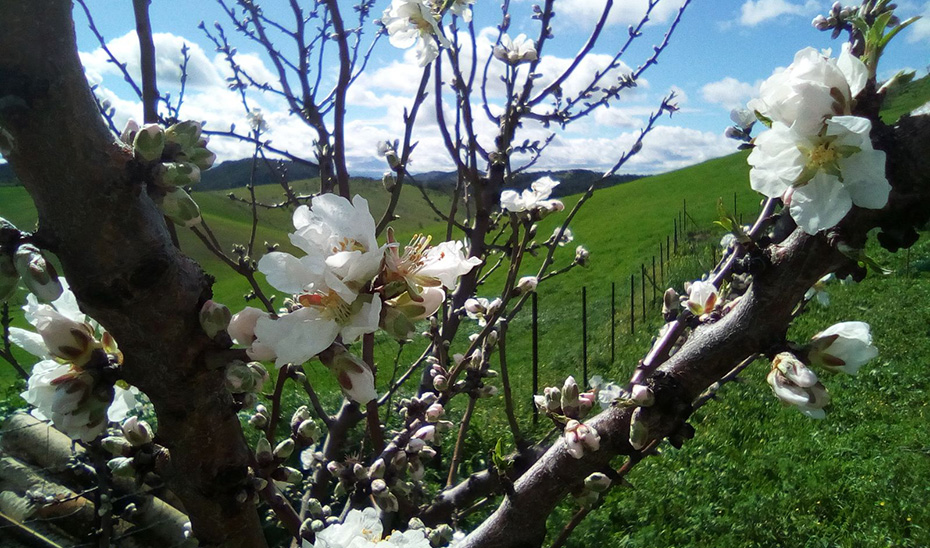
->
[305, 507, 431, 548]
[382, 0, 450, 67]
[685, 280, 718, 317]
[807, 321, 878, 375]
[748, 116, 889, 234]
[500, 176, 563, 216]
[748, 44, 867, 134]
[254, 194, 384, 367]
[11, 281, 137, 441]
[493, 33, 538, 65]
[766, 352, 831, 419]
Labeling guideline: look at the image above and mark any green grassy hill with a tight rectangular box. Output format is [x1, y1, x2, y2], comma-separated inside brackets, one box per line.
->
[1, 74, 929, 547]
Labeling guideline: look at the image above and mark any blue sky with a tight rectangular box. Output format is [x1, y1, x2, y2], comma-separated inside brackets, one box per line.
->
[72, 0, 929, 175]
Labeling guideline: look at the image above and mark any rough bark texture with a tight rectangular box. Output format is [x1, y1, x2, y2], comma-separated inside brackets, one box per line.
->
[0, 2, 265, 546]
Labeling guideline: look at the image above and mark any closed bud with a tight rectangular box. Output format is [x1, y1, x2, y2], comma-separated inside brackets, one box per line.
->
[425, 402, 444, 422]
[584, 472, 611, 492]
[122, 416, 154, 446]
[574, 246, 590, 267]
[107, 457, 136, 478]
[561, 376, 580, 417]
[14, 244, 62, 303]
[376, 491, 399, 512]
[574, 488, 599, 509]
[120, 119, 140, 145]
[164, 121, 203, 151]
[515, 276, 538, 295]
[369, 458, 386, 479]
[353, 462, 368, 480]
[433, 375, 449, 391]
[199, 300, 231, 339]
[158, 162, 201, 188]
[306, 498, 324, 517]
[273, 466, 303, 484]
[291, 406, 311, 430]
[630, 384, 655, 407]
[255, 437, 273, 464]
[320, 345, 377, 404]
[382, 172, 397, 192]
[183, 146, 216, 171]
[629, 407, 649, 450]
[274, 439, 295, 459]
[297, 419, 320, 441]
[227, 361, 258, 393]
[663, 288, 679, 317]
[477, 384, 498, 398]
[370, 478, 387, 494]
[133, 123, 165, 162]
[311, 519, 325, 532]
[101, 436, 132, 456]
[156, 187, 201, 228]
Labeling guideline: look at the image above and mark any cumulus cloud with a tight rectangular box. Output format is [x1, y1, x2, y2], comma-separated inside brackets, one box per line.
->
[739, 0, 819, 26]
[905, 3, 930, 43]
[80, 31, 224, 91]
[552, 0, 684, 27]
[701, 77, 759, 110]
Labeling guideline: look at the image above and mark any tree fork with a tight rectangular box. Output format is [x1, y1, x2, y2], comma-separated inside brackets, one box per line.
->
[0, 1, 266, 546]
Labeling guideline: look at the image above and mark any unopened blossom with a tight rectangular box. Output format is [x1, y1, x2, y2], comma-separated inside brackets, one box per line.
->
[321, 345, 379, 404]
[574, 246, 590, 267]
[561, 376, 580, 418]
[533, 386, 562, 413]
[14, 244, 62, 303]
[493, 33, 538, 65]
[500, 176, 563, 215]
[563, 419, 600, 459]
[748, 116, 889, 234]
[748, 44, 867, 134]
[228, 307, 276, 361]
[382, 0, 451, 66]
[808, 321, 878, 374]
[515, 276, 538, 295]
[551, 227, 574, 246]
[686, 280, 718, 316]
[122, 416, 153, 446]
[767, 352, 830, 419]
[463, 297, 501, 326]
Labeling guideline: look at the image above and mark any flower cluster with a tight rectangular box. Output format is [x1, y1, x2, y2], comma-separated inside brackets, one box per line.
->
[767, 321, 878, 418]
[304, 507, 431, 548]
[12, 281, 137, 441]
[122, 119, 216, 228]
[500, 176, 564, 218]
[237, 194, 480, 403]
[747, 46, 890, 234]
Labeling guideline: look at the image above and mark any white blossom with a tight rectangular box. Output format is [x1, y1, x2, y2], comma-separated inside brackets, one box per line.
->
[493, 33, 538, 65]
[228, 306, 276, 361]
[804, 273, 834, 306]
[11, 281, 137, 441]
[500, 176, 563, 215]
[255, 195, 384, 367]
[246, 108, 269, 133]
[766, 352, 830, 419]
[748, 44, 868, 134]
[551, 227, 574, 246]
[305, 507, 431, 548]
[589, 375, 622, 409]
[808, 321, 878, 374]
[446, 0, 474, 22]
[748, 116, 889, 234]
[686, 280, 718, 316]
[382, 0, 450, 67]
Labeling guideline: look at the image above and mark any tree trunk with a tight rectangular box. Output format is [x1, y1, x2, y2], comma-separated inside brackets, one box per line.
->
[0, 1, 266, 546]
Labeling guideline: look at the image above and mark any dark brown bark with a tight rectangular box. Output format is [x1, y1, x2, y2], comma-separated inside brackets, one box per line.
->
[0, 2, 265, 546]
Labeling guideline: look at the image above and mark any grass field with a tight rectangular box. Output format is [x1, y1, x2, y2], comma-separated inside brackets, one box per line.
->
[2, 76, 929, 546]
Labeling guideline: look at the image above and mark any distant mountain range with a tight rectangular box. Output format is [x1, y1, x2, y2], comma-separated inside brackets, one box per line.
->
[1, 159, 640, 196]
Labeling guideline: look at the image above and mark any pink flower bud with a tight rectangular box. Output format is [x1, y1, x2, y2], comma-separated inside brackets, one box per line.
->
[563, 419, 600, 459]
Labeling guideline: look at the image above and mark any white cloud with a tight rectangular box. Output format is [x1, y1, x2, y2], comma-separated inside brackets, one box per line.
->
[553, 0, 683, 27]
[905, 3, 930, 43]
[739, 0, 818, 26]
[80, 31, 224, 91]
[701, 77, 759, 109]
